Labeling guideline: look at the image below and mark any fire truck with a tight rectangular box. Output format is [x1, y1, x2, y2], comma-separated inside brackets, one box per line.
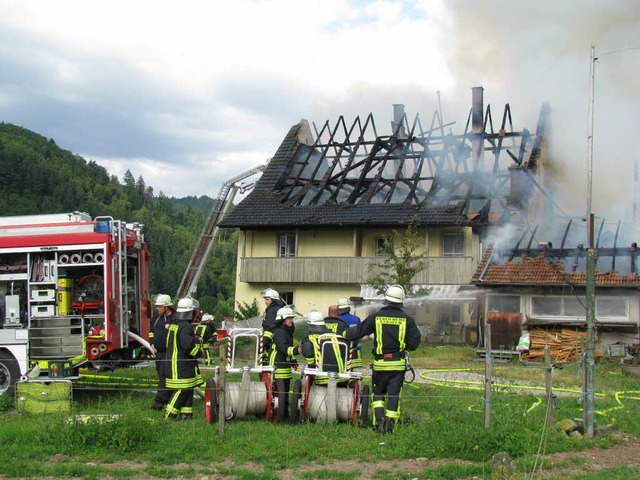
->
[0, 212, 151, 398]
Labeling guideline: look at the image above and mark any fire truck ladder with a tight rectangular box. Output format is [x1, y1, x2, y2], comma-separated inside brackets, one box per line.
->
[95, 216, 129, 348]
[175, 164, 267, 300]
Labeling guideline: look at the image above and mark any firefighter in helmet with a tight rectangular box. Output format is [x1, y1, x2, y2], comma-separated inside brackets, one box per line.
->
[164, 297, 203, 420]
[268, 306, 300, 422]
[338, 296, 363, 369]
[194, 313, 217, 366]
[261, 288, 285, 365]
[344, 285, 421, 433]
[149, 294, 174, 410]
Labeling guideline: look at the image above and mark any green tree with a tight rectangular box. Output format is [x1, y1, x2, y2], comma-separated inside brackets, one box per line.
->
[235, 298, 260, 320]
[365, 222, 430, 298]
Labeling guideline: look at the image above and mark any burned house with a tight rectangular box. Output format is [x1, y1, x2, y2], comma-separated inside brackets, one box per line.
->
[220, 87, 551, 343]
[471, 219, 640, 358]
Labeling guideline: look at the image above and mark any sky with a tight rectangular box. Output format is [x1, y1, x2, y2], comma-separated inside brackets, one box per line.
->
[1, 0, 639, 223]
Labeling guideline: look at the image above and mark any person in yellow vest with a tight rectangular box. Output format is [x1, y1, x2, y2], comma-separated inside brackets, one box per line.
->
[261, 288, 285, 365]
[164, 297, 203, 420]
[338, 296, 363, 369]
[268, 306, 300, 422]
[194, 313, 217, 366]
[344, 285, 421, 433]
[149, 294, 174, 410]
[300, 310, 348, 386]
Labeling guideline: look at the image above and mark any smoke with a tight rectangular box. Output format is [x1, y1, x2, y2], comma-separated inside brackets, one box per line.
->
[438, 0, 640, 223]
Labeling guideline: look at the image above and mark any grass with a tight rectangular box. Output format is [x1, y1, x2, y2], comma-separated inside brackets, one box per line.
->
[0, 344, 639, 479]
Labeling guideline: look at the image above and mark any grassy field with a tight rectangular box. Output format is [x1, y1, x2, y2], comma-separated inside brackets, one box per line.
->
[1, 344, 639, 479]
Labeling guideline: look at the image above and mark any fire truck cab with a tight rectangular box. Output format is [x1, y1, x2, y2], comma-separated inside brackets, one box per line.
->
[0, 212, 151, 397]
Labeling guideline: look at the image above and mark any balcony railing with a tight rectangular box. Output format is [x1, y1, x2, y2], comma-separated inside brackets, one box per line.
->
[239, 256, 477, 285]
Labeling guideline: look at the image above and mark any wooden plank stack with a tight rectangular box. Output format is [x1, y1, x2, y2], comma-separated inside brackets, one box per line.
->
[522, 327, 598, 363]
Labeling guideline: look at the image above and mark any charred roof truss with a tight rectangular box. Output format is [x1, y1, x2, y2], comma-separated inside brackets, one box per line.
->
[277, 103, 538, 219]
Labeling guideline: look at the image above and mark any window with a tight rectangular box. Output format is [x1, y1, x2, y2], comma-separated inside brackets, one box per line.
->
[280, 291, 294, 306]
[443, 233, 464, 256]
[530, 295, 629, 322]
[279, 234, 296, 257]
[596, 297, 627, 318]
[376, 237, 392, 256]
[440, 303, 461, 325]
[487, 295, 521, 313]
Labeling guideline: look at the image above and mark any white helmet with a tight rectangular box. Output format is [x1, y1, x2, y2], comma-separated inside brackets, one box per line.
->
[306, 310, 325, 326]
[154, 294, 173, 307]
[276, 306, 295, 321]
[384, 285, 405, 304]
[337, 296, 351, 309]
[262, 288, 280, 300]
[176, 297, 197, 312]
[202, 313, 214, 323]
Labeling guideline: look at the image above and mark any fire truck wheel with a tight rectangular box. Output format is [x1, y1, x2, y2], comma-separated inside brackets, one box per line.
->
[204, 378, 218, 424]
[290, 379, 302, 424]
[358, 385, 370, 428]
[0, 352, 19, 398]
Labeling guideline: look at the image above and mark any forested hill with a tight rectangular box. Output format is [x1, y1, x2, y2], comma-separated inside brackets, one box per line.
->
[0, 122, 239, 318]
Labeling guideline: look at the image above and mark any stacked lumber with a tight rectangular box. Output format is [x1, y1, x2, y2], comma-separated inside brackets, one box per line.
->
[522, 327, 597, 363]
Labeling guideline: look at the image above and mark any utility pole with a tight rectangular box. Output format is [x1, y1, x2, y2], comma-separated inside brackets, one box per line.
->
[584, 43, 596, 437]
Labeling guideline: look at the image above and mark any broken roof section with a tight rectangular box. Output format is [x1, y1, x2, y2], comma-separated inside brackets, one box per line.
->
[472, 217, 640, 286]
[220, 87, 550, 229]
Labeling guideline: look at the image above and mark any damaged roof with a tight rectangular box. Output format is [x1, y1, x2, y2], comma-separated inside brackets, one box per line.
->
[472, 218, 640, 287]
[220, 90, 549, 229]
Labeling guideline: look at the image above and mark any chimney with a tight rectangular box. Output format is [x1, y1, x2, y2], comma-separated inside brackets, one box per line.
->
[472, 87, 484, 134]
[471, 87, 484, 167]
[392, 104, 406, 138]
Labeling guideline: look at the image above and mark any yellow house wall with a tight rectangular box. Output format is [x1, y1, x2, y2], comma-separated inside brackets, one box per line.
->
[240, 226, 476, 259]
[234, 281, 363, 318]
[297, 229, 353, 256]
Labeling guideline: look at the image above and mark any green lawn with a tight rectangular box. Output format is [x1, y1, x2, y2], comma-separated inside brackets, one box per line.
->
[1, 345, 639, 479]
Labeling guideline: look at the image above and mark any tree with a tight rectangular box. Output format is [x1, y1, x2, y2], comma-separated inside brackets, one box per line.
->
[235, 298, 260, 320]
[365, 223, 430, 298]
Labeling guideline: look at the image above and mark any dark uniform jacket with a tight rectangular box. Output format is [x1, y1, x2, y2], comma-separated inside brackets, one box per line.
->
[269, 324, 297, 370]
[302, 327, 348, 375]
[301, 324, 330, 368]
[345, 304, 421, 372]
[324, 316, 349, 336]
[150, 311, 174, 353]
[165, 312, 203, 389]
[262, 299, 286, 333]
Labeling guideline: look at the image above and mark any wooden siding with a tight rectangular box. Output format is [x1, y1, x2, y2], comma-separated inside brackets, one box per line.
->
[239, 256, 477, 285]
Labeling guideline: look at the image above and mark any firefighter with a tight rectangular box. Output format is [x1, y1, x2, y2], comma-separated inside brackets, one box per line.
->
[268, 306, 299, 422]
[164, 297, 203, 420]
[300, 310, 347, 386]
[338, 296, 363, 369]
[149, 294, 174, 410]
[194, 313, 217, 366]
[324, 305, 349, 336]
[344, 285, 421, 433]
[261, 288, 285, 365]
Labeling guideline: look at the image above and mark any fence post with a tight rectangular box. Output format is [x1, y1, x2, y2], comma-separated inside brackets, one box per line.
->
[484, 323, 492, 429]
[218, 365, 226, 434]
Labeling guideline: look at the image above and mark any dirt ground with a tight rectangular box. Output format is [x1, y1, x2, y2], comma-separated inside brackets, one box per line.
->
[275, 431, 640, 479]
[7, 430, 636, 480]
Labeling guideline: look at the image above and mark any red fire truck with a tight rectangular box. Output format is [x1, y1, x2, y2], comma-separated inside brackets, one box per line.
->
[0, 212, 152, 398]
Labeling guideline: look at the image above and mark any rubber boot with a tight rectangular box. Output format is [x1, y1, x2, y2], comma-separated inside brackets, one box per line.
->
[384, 417, 396, 434]
[373, 408, 385, 433]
